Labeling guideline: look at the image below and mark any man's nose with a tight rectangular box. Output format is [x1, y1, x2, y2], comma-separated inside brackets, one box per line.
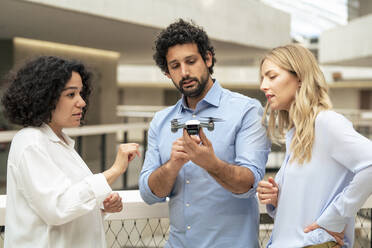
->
[180, 64, 189, 77]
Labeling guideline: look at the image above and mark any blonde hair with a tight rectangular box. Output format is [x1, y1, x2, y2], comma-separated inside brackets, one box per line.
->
[260, 44, 332, 164]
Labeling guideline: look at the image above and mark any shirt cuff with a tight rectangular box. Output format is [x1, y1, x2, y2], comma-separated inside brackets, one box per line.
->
[316, 204, 347, 233]
[140, 172, 166, 204]
[84, 173, 112, 204]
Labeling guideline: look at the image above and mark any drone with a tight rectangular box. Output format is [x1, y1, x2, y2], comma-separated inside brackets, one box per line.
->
[171, 117, 224, 135]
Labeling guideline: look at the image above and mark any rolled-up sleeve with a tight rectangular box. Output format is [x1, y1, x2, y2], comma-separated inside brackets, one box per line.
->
[139, 117, 167, 204]
[15, 145, 112, 226]
[233, 101, 271, 199]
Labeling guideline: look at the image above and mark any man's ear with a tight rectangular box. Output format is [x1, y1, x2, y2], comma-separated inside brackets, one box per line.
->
[205, 51, 213, 68]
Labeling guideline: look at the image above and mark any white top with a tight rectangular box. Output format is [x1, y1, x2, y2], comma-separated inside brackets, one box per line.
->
[4, 124, 112, 248]
[267, 110, 372, 248]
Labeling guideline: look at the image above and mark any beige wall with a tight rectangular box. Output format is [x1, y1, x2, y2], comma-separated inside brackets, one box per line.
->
[358, 0, 372, 18]
[329, 88, 360, 109]
[121, 88, 164, 106]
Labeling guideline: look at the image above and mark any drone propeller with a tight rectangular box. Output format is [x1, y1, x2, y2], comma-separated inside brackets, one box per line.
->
[199, 117, 224, 122]
[172, 117, 185, 121]
[171, 118, 183, 124]
[171, 120, 186, 133]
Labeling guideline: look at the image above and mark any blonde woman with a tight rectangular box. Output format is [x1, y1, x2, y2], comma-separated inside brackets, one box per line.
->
[257, 44, 372, 248]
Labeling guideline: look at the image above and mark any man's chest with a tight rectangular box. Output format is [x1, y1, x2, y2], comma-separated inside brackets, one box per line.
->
[157, 110, 240, 164]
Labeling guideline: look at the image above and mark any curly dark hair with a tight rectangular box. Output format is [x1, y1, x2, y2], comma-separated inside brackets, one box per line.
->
[153, 19, 216, 74]
[1, 56, 92, 127]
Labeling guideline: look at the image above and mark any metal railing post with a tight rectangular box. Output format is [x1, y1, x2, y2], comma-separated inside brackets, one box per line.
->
[100, 134, 106, 172]
[76, 136, 82, 155]
[142, 129, 147, 163]
[122, 131, 128, 189]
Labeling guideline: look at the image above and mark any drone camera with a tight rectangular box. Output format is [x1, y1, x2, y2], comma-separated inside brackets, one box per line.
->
[185, 124, 200, 135]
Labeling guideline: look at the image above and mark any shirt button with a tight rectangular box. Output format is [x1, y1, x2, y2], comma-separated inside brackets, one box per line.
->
[186, 203, 190, 207]
[186, 180, 190, 184]
[187, 226, 191, 230]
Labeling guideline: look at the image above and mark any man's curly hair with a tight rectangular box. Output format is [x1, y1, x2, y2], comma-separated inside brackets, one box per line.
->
[1, 56, 92, 127]
[153, 19, 216, 74]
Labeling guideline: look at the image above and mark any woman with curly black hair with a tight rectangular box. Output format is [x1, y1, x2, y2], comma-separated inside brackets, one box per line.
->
[2, 56, 140, 248]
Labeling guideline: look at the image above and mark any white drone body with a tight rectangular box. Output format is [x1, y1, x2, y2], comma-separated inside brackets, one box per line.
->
[171, 117, 223, 135]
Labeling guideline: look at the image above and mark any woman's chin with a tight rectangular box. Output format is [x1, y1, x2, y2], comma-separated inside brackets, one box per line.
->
[269, 104, 279, 111]
[66, 121, 81, 128]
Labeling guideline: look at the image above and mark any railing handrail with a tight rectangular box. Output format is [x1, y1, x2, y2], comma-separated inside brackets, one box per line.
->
[117, 105, 167, 112]
[116, 105, 372, 117]
[117, 105, 168, 118]
[0, 122, 150, 143]
[0, 190, 371, 225]
[116, 105, 372, 126]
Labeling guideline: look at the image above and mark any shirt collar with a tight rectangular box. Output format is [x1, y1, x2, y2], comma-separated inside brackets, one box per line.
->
[41, 123, 75, 148]
[179, 79, 222, 111]
[202, 79, 222, 107]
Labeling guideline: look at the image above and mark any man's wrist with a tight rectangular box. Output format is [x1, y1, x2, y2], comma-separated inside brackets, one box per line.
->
[164, 160, 183, 175]
[208, 157, 225, 176]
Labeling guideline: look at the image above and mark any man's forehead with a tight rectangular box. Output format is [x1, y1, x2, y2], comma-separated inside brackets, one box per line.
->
[166, 43, 200, 62]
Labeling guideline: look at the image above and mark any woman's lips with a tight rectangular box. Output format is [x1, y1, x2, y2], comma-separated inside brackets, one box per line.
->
[266, 94, 275, 102]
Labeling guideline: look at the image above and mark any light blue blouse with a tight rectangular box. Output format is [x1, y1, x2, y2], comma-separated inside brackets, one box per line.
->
[267, 110, 372, 248]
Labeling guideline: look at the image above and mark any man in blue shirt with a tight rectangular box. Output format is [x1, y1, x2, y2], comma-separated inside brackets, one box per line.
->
[139, 19, 270, 248]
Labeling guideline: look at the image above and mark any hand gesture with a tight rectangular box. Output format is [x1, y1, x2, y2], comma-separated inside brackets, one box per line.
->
[304, 222, 345, 247]
[112, 143, 140, 174]
[103, 192, 123, 213]
[169, 137, 190, 169]
[182, 128, 219, 171]
[257, 177, 279, 207]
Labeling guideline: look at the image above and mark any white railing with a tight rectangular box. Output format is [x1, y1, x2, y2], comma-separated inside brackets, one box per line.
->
[0, 191, 370, 247]
[0, 123, 150, 142]
[116, 105, 372, 125]
[0, 190, 371, 226]
[117, 105, 166, 118]
[0, 191, 167, 226]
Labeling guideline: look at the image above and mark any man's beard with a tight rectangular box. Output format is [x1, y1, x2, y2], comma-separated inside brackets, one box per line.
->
[173, 72, 209, 98]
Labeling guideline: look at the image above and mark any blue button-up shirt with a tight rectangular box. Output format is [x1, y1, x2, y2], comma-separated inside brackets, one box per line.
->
[139, 81, 270, 248]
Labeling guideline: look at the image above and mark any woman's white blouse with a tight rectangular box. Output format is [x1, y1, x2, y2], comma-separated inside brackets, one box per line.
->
[267, 110, 372, 248]
[4, 124, 112, 248]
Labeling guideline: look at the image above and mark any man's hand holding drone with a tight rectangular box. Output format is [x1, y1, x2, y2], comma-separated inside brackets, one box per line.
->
[182, 128, 221, 173]
[169, 137, 190, 170]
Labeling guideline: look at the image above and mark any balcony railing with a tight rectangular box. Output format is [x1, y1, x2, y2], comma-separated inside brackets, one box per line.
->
[0, 191, 370, 247]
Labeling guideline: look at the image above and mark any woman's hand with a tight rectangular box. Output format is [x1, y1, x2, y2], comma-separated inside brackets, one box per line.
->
[103, 192, 123, 213]
[104, 143, 140, 185]
[257, 177, 279, 207]
[304, 222, 345, 247]
[112, 143, 141, 174]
